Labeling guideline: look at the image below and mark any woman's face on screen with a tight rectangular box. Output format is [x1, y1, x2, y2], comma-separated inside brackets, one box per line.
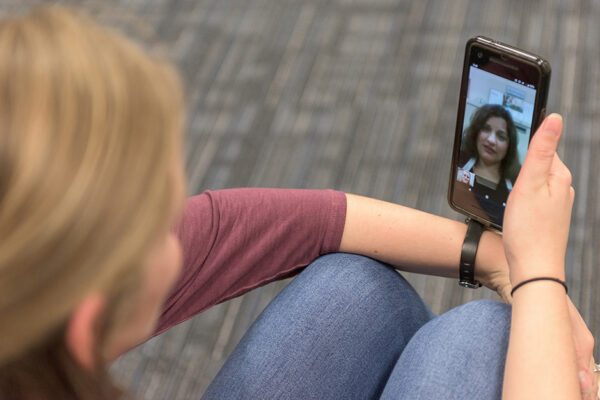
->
[476, 116, 509, 166]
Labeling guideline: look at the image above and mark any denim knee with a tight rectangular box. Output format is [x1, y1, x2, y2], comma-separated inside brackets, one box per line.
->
[380, 300, 511, 400]
[203, 254, 435, 400]
[301, 253, 402, 291]
[447, 299, 511, 339]
[418, 299, 511, 352]
[295, 253, 433, 318]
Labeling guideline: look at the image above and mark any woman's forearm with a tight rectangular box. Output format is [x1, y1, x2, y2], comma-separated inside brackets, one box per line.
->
[338, 193, 505, 280]
[502, 281, 579, 399]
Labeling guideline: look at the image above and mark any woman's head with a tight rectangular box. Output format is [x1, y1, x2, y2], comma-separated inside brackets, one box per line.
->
[0, 5, 186, 397]
[462, 104, 520, 182]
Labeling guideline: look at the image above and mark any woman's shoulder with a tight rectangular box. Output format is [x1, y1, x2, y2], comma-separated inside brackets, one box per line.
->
[459, 155, 476, 171]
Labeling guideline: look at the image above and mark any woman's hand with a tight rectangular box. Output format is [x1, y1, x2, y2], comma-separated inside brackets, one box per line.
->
[567, 297, 598, 399]
[501, 113, 583, 398]
[502, 114, 574, 285]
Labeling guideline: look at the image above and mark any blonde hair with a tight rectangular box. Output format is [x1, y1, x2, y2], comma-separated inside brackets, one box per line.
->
[0, 5, 184, 398]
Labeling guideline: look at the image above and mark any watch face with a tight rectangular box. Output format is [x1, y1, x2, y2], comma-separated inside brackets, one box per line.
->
[459, 281, 482, 289]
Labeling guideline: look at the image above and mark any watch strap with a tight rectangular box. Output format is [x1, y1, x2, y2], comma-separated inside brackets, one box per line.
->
[459, 219, 484, 288]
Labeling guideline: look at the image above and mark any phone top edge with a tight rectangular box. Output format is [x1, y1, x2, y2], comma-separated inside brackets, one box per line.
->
[538, 59, 552, 77]
[468, 35, 549, 66]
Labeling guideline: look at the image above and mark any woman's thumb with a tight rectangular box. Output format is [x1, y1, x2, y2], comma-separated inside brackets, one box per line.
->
[516, 114, 563, 187]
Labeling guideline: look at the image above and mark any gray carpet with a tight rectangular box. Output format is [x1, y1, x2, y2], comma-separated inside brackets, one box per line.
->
[3, 0, 599, 398]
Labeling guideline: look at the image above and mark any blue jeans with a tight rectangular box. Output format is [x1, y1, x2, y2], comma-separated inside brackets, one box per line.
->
[202, 253, 511, 399]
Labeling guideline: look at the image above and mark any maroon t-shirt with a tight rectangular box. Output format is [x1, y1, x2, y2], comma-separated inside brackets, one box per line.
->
[152, 188, 347, 337]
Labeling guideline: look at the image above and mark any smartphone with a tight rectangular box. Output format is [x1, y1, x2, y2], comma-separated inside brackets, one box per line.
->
[448, 36, 551, 231]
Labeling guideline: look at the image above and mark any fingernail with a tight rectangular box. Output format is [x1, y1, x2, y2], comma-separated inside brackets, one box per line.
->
[543, 113, 562, 137]
[547, 113, 562, 121]
[579, 370, 591, 390]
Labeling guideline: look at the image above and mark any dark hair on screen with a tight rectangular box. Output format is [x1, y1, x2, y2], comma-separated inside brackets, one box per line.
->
[461, 104, 520, 183]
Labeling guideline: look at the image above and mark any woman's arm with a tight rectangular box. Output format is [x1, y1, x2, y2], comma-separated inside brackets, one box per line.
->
[504, 282, 578, 399]
[339, 193, 512, 302]
[501, 114, 582, 399]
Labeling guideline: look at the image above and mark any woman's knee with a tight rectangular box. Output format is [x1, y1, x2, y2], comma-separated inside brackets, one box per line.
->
[205, 254, 434, 400]
[419, 299, 511, 349]
[300, 253, 399, 290]
[399, 299, 511, 374]
[380, 300, 511, 399]
[250, 253, 434, 349]
[294, 253, 431, 317]
[448, 299, 511, 338]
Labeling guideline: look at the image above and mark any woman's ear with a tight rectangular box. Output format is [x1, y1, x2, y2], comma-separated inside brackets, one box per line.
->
[65, 293, 106, 370]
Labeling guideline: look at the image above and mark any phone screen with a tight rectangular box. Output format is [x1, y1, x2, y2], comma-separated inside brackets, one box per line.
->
[452, 44, 545, 227]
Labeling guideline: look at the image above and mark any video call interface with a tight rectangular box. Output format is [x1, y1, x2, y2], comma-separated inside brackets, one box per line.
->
[455, 62, 538, 225]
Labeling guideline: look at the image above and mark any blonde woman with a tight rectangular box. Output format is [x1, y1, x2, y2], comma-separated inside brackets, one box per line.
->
[0, 5, 595, 400]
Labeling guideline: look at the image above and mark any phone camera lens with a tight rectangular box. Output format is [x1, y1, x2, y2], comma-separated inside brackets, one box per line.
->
[477, 51, 483, 58]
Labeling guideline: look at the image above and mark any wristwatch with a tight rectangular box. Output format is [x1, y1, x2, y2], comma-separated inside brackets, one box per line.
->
[459, 219, 484, 288]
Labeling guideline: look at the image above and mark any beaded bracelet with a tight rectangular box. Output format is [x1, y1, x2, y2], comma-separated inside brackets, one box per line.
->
[510, 277, 568, 297]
